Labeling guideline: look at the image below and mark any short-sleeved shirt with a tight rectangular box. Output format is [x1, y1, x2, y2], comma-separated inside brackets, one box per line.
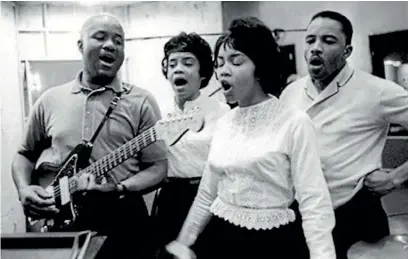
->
[280, 64, 408, 208]
[18, 71, 167, 183]
[161, 93, 230, 178]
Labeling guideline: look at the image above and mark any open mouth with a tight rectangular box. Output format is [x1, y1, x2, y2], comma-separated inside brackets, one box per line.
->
[221, 81, 232, 91]
[309, 57, 323, 67]
[174, 78, 188, 86]
[100, 55, 116, 64]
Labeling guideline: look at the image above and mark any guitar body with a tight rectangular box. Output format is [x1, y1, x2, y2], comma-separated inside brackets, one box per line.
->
[28, 141, 93, 232]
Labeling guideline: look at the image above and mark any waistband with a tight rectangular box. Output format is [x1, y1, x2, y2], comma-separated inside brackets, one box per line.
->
[164, 177, 201, 185]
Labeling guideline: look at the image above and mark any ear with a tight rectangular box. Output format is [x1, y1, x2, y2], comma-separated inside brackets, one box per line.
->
[343, 45, 353, 59]
[77, 39, 83, 54]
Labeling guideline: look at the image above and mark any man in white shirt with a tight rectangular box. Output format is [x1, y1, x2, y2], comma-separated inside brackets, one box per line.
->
[280, 10, 408, 259]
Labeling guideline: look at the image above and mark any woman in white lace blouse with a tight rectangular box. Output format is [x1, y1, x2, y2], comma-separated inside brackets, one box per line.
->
[166, 17, 336, 259]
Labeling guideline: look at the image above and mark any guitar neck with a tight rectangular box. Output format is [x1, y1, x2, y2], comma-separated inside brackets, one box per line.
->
[70, 127, 157, 188]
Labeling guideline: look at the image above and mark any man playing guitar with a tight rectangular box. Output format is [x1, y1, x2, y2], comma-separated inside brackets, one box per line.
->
[11, 13, 168, 259]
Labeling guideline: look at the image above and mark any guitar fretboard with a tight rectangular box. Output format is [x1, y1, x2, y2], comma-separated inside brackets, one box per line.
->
[66, 127, 157, 194]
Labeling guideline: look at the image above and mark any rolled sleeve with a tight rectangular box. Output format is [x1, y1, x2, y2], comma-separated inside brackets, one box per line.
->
[290, 111, 336, 259]
[137, 93, 167, 163]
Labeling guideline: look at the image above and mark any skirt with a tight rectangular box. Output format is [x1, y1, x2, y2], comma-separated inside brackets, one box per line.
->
[192, 201, 310, 259]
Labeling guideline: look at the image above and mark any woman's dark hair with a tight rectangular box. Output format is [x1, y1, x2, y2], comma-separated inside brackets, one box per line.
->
[214, 17, 284, 97]
[161, 32, 214, 89]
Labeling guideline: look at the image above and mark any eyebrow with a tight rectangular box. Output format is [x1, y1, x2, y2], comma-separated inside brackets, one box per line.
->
[217, 53, 243, 58]
[230, 53, 243, 57]
[305, 34, 337, 39]
[169, 57, 195, 61]
[92, 30, 123, 38]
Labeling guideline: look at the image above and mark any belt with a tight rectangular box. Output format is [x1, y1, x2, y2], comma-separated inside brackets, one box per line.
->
[164, 177, 201, 185]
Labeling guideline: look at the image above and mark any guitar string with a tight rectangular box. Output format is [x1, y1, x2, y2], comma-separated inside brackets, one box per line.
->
[53, 136, 152, 196]
[53, 133, 153, 195]
[53, 117, 194, 196]
[52, 128, 156, 196]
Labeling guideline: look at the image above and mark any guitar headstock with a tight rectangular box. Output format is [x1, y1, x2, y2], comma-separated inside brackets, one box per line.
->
[155, 106, 205, 146]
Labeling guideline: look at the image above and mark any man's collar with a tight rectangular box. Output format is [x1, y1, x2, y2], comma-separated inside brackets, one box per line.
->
[304, 63, 354, 100]
[71, 71, 123, 94]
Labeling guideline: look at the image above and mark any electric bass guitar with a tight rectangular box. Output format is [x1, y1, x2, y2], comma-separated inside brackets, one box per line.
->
[28, 109, 204, 232]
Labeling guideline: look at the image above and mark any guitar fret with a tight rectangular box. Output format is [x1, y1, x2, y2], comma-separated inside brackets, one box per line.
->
[124, 143, 130, 157]
[117, 149, 122, 163]
[151, 128, 156, 143]
[123, 144, 129, 159]
[114, 151, 118, 164]
[96, 161, 102, 177]
[142, 132, 147, 149]
[125, 142, 130, 157]
[101, 157, 108, 173]
[113, 153, 118, 167]
[121, 146, 127, 160]
[107, 154, 112, 169]
[135, 138, 141, 153]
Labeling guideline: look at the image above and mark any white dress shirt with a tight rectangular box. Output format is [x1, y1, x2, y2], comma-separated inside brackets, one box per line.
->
[162, 92, 230, 178]
[280, 64, 408, 208]
[177, 97, 336, 259]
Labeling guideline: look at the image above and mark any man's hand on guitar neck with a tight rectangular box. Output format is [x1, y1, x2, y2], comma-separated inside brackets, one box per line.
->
[18, 185, 59, 219]
[76, 173, 120, 193]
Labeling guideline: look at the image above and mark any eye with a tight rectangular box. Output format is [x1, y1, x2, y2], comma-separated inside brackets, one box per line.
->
[93, 33, 105, 41]
[168, 61, 177, 69]
[114, 38, 123, 45]
[305, 38, 315, 44]
[232, 56, 244, 66]
[215, 58, 225, 68]
[322, 36, 337, 44]
[184, 61, 194, 67]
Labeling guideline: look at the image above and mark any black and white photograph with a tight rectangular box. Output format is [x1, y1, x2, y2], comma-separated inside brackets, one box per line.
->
[1, 1, 408, 259]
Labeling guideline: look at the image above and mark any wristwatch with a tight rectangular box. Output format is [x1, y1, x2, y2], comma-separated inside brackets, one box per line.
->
[116, 182, 129, 194]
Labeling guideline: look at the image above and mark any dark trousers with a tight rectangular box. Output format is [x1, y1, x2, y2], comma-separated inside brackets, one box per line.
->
[333, 187, 390, 259]
[192, 201, 309, 259]
[152, 177, 200, 259]
[73, 192, 154, 259]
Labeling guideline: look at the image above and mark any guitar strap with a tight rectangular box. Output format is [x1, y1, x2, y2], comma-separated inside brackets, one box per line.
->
[88, 82, 133, 144]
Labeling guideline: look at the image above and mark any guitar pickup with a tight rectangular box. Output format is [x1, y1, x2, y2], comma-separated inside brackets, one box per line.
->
[59, 176, 71, 205]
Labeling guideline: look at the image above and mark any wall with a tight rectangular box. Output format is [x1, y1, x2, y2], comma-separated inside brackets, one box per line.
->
[1, 1, 26, 233]
[222, 1, 260, 30]
[222, 1, 408, 76]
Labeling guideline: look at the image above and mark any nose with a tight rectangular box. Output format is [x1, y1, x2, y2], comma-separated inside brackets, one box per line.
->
[172, 63, 185, 75]
[216, 63, 232, 79]
[102, 38, 116, 52]
[310, 40, 323, 55]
